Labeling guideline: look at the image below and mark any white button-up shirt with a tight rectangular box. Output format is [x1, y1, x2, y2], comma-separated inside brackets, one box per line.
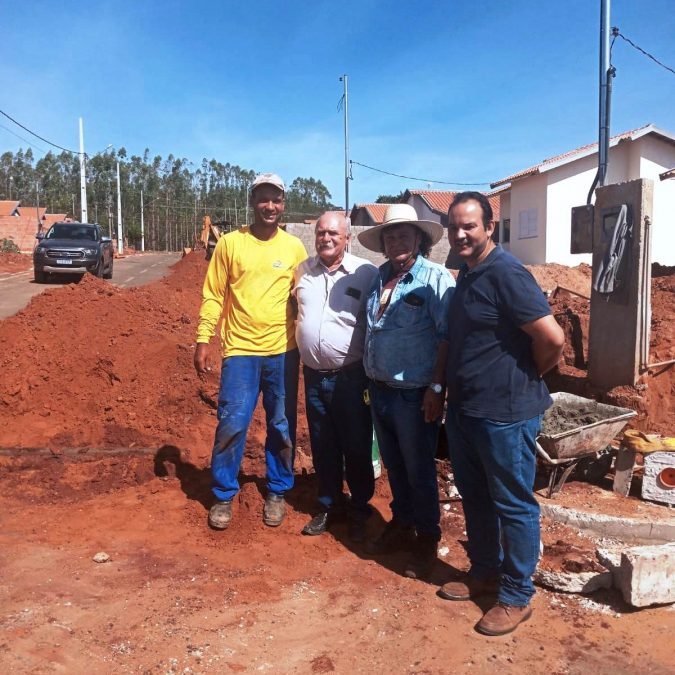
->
[294, 252, 378, 371]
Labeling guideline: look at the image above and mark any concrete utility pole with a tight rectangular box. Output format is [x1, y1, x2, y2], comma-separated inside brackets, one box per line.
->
[140, 189, 145, 252]
[339, 74, 350, 215]
[598, 0, 611, 187]
[116, 161, 123, 255]
[79, 118, 88, 222]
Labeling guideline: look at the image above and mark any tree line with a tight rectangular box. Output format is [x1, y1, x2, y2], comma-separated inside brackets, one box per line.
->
[0, 148, 334, 250]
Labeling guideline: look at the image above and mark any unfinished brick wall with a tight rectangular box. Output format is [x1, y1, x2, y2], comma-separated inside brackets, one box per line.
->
[285, 223, 452, 268]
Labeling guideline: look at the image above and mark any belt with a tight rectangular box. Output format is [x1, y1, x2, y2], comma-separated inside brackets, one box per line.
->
[311, 361, 364, 376]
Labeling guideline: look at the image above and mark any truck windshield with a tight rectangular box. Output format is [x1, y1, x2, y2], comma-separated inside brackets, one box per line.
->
[47, 225, 96, 240]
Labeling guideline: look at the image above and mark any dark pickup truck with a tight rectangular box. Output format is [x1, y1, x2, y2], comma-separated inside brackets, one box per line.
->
[33, 222, 114, 283]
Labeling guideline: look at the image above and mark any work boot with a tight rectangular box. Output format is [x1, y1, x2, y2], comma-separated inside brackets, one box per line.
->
[263, 493, 286, 527]
[208, 500, 233, 530]
[438, 574, 501, 601]
[403, 534, 438, 579]
[476, 602, 533, 636]
[366, 519, 416, 555]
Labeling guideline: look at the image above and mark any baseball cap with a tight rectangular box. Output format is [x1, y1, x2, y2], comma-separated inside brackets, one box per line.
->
[251, 172, 285, 193]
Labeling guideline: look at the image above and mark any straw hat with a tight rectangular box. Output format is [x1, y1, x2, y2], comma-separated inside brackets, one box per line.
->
[357, 203, 443, 253]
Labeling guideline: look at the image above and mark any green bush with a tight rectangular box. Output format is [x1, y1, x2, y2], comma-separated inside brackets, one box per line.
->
[0, 238, 21, 254]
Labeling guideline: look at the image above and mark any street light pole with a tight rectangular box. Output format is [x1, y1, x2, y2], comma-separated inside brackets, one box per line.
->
[116, 161, 123, 255]
[79, 118, 88, 222]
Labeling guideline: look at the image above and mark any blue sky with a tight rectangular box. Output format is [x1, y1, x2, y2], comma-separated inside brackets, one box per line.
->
[1, 0, 674, 207]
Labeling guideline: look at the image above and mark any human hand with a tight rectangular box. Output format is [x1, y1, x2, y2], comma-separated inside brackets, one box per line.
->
[422, 388, 444, 423]
[194, 343, 212, 375]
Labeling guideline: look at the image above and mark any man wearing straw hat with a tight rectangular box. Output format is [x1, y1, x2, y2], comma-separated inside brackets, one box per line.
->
[358, 203, 454, 579]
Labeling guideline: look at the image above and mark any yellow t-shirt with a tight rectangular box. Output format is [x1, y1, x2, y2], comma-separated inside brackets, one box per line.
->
[196, 226, 307, 356]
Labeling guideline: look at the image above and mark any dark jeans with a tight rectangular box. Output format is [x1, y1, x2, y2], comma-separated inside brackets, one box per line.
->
[210, 349, 299, 502]
[369, 382, 441, 540]
[445, 406, 543, 606]
[304, 364, 374, 519]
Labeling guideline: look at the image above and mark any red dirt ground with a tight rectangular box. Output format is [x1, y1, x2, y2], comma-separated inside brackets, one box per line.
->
[0, 254, 673, 673]
[0, 251, 32, 273]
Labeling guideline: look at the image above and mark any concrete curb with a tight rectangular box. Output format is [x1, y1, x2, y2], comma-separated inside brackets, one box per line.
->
[540, 503, 675, 544]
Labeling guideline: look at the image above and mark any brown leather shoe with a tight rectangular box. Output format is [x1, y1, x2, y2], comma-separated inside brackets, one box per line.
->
[476, 602, 532, 636]
[437, 574, 500, 601]
[263, 493, 286, 527]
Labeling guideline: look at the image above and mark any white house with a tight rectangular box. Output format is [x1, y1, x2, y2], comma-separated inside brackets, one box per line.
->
[491, 124, 675, 266]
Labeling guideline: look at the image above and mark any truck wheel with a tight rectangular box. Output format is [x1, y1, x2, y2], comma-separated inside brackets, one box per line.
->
[92, 259, 104, 278]
[103, 258, 114, 279]
[34, 268, 46, 283]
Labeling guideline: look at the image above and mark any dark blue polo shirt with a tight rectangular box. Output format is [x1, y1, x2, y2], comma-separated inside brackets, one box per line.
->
[446, 245, 552, 422]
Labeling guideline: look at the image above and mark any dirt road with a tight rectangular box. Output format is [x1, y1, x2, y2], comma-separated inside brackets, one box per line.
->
[0, 252, 180, 319]
[0, 253, 673, 674]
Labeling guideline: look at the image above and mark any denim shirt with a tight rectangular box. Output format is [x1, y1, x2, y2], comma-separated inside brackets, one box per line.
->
[364, 255, 455, 388]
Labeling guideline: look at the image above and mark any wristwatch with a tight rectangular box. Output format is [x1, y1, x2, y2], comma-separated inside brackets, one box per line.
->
[429, 382, 443, 394]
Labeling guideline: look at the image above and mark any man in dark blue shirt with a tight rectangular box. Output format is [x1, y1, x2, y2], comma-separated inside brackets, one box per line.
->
[438, 192, 564, 637]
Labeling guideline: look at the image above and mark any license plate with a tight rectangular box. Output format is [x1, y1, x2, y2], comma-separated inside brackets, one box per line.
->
[56, 259, 73, 265]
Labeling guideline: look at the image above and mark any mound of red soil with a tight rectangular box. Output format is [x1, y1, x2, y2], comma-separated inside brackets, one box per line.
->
[527, 262, 592, 296]
[545, 272, 674, 435]
[0, 251, 32, 273]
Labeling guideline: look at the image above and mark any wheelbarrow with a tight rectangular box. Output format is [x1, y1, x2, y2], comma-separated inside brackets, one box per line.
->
[537, 392, 637, 498]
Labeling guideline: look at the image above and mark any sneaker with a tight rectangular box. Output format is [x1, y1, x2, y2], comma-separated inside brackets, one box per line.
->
[438, 573, 501, 601]
[302, 512, 330, 536]
[403, 534, 438, 579]
[476, 602, 533, 636]
[208, 500, 233, 530]
[263, 493, 286, 527]
[366, 519, 416, 555]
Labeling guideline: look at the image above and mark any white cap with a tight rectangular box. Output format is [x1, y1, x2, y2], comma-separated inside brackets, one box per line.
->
[251, 172, 285, 193]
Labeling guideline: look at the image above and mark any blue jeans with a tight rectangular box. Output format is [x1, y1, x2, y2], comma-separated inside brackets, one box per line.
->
[211, 349, 299, 502]
[369, 382, 441, 540]
[304, 364, 374, 519]
[445, 406, 542, 606]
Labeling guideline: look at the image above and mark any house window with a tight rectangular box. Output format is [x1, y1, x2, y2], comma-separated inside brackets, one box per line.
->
[502, 218, 511, 243]
[518, 208, 538, 239]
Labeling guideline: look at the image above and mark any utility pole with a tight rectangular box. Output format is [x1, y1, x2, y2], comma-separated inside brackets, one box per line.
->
[79, 118, 88, 222]
[598, 0, 611, 186]
[116, 161, 123, 255]
[107, 178, 112, 236]
[339, 75, 350, 215]
[35, 182, 41, 234]
[140, 189, 145, 252]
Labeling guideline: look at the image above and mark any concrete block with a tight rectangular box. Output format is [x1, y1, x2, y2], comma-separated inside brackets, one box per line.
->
[534, 568, 612, 594]
[618, 542, 675, 607]
[642, 452, 675, 505]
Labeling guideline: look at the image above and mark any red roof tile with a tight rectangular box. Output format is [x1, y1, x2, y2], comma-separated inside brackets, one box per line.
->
[406, 190, 457, 214]
[490, 124, 675, 188]
[350, 203, 390, 224]
[0, 200, 20, 216]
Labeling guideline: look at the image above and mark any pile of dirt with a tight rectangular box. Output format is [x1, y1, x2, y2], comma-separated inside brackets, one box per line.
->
[545, 271, 674, 436]
[527, 262, 592, 296]
[0, 251, 32, 273]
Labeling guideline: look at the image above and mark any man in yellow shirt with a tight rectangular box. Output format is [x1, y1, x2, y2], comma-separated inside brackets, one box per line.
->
[194, 173, 307, 529]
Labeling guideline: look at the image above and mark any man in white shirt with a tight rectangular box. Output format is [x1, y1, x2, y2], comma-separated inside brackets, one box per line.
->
[294, 211, 379, 541]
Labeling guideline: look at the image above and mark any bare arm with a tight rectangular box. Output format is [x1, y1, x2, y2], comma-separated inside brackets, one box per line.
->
[422, 339, 449, 422]
[520, 315, 565, 376]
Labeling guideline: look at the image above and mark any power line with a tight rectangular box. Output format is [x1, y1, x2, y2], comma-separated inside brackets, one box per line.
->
[0, 123, 49, 154]
[349, 160, 491, 186]
[612, 28, 675, 76]
[0, 109, 80, 154]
